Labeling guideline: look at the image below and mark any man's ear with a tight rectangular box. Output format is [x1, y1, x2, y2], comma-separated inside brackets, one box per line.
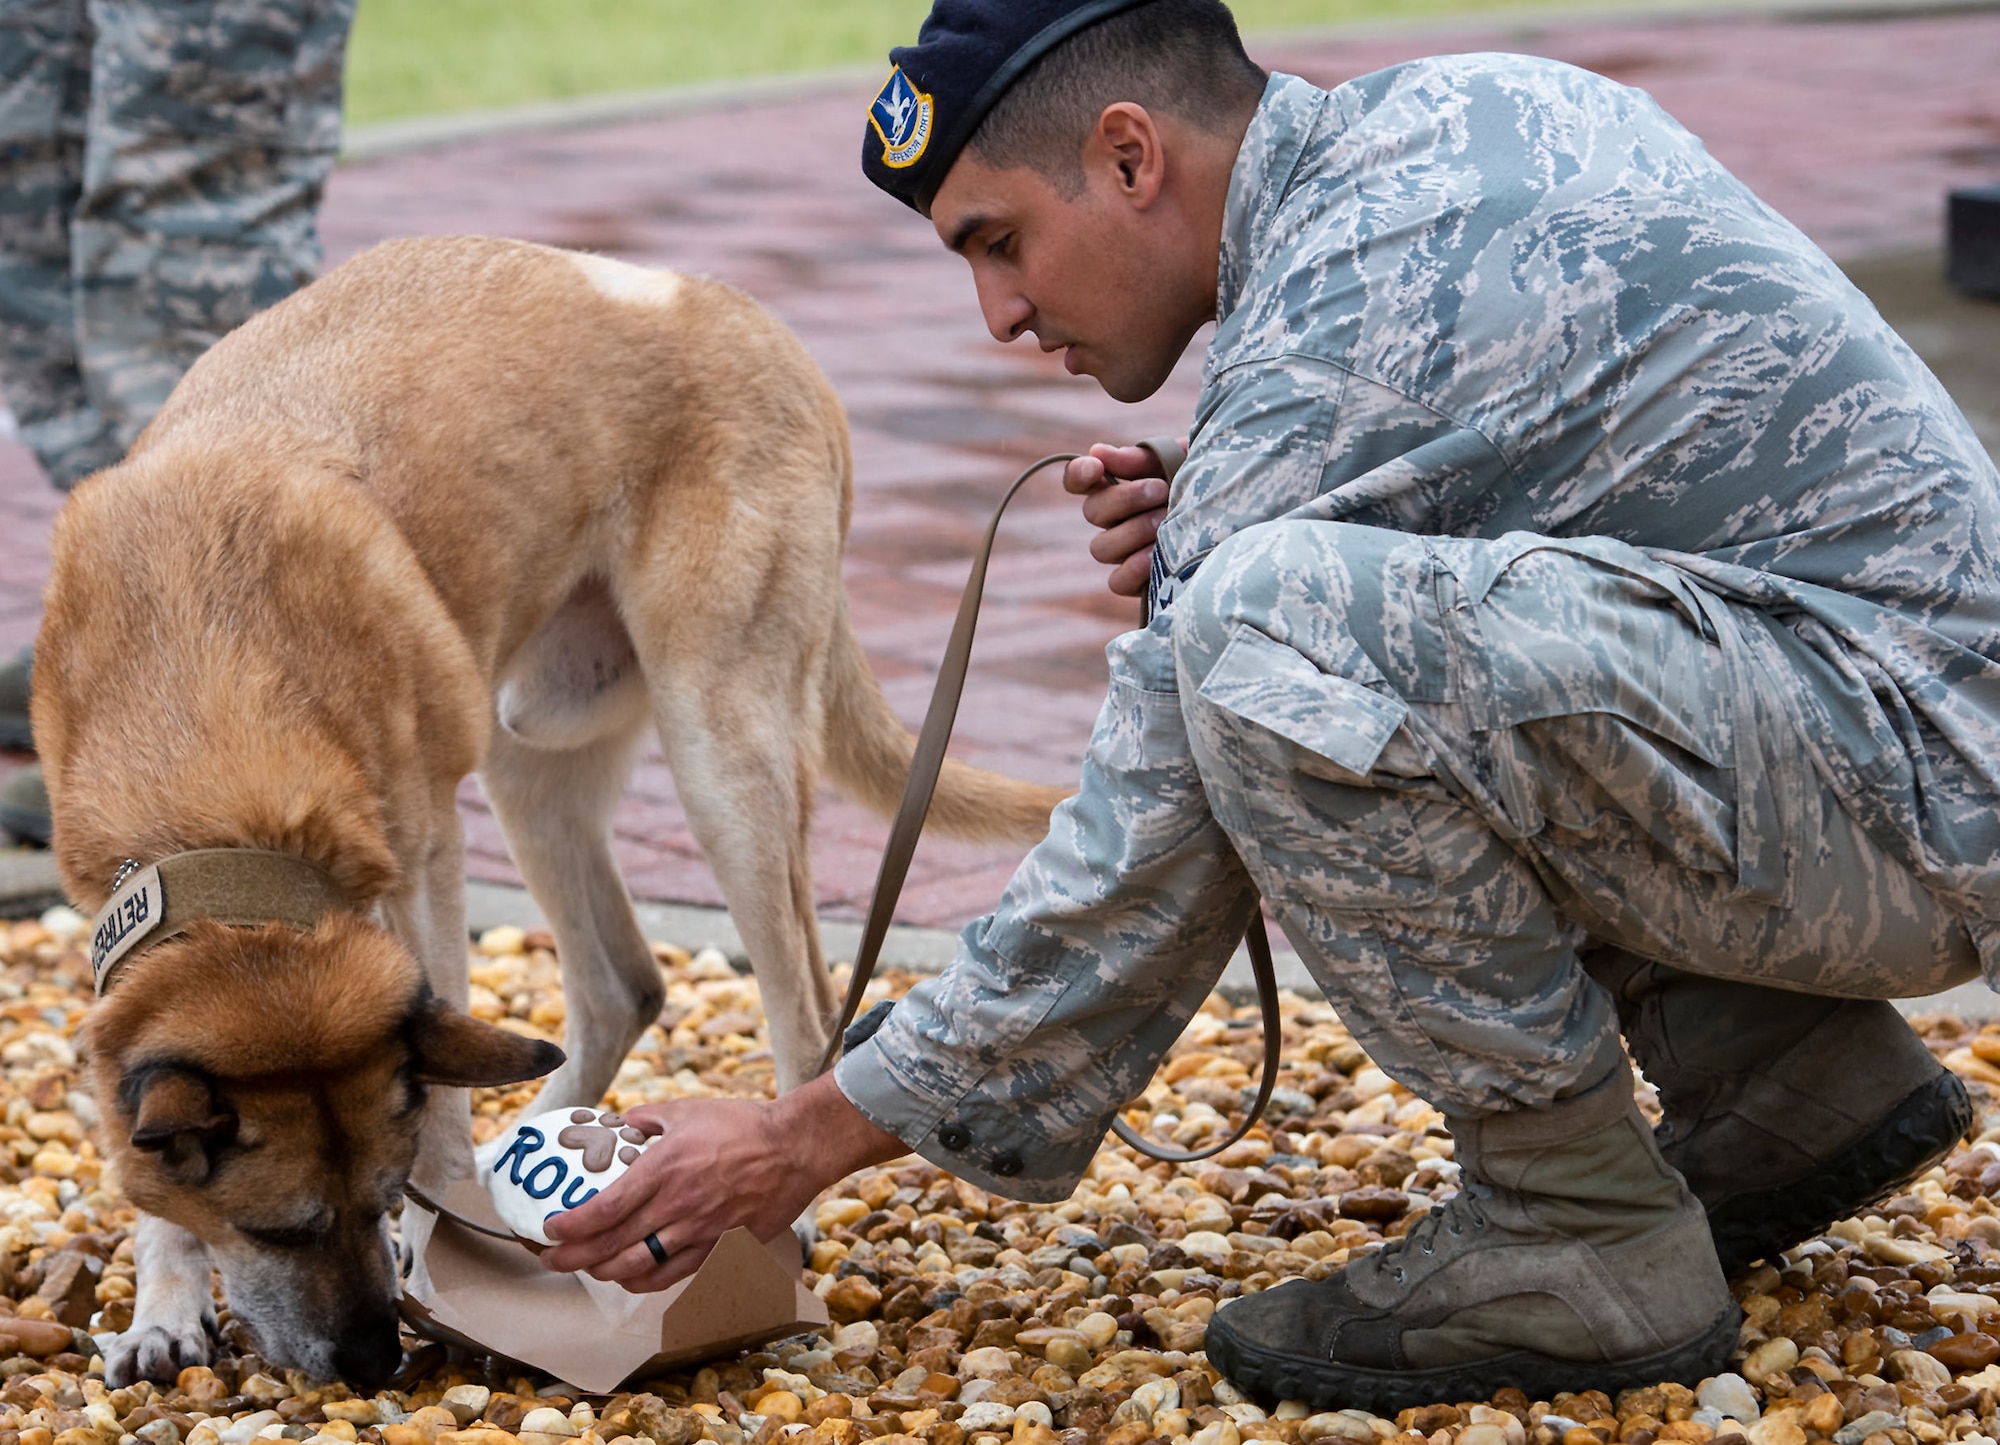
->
[1093, 101, 1165, 206]
[407, 998, 565, 1088]
[124, 1065, 239, 1185]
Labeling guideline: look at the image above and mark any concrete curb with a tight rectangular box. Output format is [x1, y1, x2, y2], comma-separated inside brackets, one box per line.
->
[340, 0, 2000, 162]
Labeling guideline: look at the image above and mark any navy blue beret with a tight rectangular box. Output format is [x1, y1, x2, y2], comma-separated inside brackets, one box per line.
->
[861, 0, 1153, 215]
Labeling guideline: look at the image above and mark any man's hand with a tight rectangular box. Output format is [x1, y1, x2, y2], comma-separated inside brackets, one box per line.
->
[539, 1070, 904, 1291]
[1064, 441, 1181, 598]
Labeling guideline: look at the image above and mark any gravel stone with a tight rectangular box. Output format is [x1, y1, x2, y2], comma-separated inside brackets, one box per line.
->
[1697, 1373, 1762, 1423]
[1835, 1410, 1909, 1444]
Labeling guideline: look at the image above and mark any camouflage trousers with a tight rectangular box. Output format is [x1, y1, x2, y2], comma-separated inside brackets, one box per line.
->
[1172, 520, 1983, 1114]
[0, 0, 353, 487]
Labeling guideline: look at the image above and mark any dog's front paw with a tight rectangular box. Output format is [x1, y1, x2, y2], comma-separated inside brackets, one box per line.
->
[104, 1322, 213, 1387]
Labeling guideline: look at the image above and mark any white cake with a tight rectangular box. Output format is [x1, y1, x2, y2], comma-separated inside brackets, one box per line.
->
[484, 1105, 655, 1245]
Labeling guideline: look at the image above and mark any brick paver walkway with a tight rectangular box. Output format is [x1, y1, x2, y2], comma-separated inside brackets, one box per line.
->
[3, 5, 1997, 924]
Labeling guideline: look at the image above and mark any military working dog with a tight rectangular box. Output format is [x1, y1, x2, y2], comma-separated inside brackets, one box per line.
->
[34, 236, 1067, 1388]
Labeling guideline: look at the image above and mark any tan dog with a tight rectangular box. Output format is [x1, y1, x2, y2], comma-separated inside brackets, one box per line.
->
[34, 235, 1065, 1388]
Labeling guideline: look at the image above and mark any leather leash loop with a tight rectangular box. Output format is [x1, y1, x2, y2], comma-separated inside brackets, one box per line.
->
[821, 440, 1286, 1167]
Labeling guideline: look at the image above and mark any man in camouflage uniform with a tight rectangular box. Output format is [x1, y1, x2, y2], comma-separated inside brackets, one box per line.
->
[0, 0, 354, 839]
[544, 0, 2000, 1409]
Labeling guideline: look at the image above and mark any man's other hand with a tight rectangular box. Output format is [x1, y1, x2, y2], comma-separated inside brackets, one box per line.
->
[539, 1070, 903, 1291]
[1064, 441, 1179, 597]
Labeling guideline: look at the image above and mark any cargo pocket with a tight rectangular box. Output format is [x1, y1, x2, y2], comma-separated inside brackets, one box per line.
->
[1442, 537, 1786, 904]
[1196, 626, 1438, 910]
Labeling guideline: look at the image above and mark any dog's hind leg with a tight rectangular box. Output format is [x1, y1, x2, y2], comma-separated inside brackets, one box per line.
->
[647, 674, 837, 1099]
[483, 585, 661, 1112]
[645, 667, 839, 1261]
[104, 1213, 217, 1386]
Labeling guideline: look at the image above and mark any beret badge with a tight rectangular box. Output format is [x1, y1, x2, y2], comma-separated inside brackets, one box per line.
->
[869, 67, 935, 170]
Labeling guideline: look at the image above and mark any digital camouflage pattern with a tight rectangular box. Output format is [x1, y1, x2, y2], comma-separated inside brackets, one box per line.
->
[0, 0, 353, 487]
[836, 62, 2000, 1199]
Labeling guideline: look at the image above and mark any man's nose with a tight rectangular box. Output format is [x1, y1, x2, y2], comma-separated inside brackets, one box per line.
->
[976, 277, 1033, 344]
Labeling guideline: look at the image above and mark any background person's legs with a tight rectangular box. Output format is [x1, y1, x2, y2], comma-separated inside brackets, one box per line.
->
[73, 0, 355, 456]
[0, 647, 28, 751]
[0, 0, 93, 843]
[0, 0, 112, 488]
[0, 0, 354, 844]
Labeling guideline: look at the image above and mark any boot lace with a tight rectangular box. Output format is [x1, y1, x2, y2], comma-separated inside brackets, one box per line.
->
[1381, 1183, 1491, 1284]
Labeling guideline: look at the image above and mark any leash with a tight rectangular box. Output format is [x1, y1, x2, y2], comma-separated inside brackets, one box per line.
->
[818, 440, 1284, 1165]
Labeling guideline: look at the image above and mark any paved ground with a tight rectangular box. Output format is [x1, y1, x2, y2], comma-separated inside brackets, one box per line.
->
[2, 2, 1998, 931]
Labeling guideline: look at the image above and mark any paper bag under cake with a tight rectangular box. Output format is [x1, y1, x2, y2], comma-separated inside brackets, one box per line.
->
[400, 1179, 826, 1393]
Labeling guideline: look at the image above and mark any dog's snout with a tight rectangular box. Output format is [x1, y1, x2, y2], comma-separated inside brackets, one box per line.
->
[332, 1321, 404, 1391]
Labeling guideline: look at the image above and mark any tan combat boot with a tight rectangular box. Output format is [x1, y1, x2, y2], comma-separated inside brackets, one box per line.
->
[1205, 1064, 1738, 1412]
[1587, 948, 1971, 1273]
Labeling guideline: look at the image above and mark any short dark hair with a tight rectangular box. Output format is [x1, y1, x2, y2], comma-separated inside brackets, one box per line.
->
[967, 0, 1267, 196]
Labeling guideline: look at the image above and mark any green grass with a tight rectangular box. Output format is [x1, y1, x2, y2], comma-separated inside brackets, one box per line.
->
[343, 0, 1731, 126]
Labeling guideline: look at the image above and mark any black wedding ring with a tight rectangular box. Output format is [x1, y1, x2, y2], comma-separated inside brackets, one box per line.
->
[644, 1232, 669, 1267]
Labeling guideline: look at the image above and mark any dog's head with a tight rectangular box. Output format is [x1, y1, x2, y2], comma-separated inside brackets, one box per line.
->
[85, 915, 561, 1388]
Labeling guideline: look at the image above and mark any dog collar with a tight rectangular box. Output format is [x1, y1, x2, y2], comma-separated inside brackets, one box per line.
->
[89, 849, 352, 996]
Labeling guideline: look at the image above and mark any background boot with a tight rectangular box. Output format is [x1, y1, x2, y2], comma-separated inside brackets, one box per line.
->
[0, 648, 29, 751]
[1586, 947, 1970, 1274]
[0, 767, 49, 846]
[1206, 1065, 1738, 1413]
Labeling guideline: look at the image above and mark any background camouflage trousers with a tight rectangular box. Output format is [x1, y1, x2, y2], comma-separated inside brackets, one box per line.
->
[1175, 519, 1984, 1115]
[0, 0, 353, 487]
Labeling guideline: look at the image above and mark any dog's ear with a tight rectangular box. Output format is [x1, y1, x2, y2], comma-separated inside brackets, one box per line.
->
[407, 999, 564, 1088]
[125, 1066, 239, 1185]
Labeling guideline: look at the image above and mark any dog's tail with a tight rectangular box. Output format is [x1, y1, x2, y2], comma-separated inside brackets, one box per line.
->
[821, 600, 1070, 845]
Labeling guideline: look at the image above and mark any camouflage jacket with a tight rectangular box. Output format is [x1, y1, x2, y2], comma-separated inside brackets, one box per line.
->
[835, 61, 2000, 1198]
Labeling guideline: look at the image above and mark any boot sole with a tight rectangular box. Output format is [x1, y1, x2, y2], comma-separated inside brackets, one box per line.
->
[1703, 1069, 1973, 1275]
[1207, 1301, 1740, 1415]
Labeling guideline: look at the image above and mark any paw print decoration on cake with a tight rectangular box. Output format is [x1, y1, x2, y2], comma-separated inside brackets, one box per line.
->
[485, 1105, 655, 1244]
